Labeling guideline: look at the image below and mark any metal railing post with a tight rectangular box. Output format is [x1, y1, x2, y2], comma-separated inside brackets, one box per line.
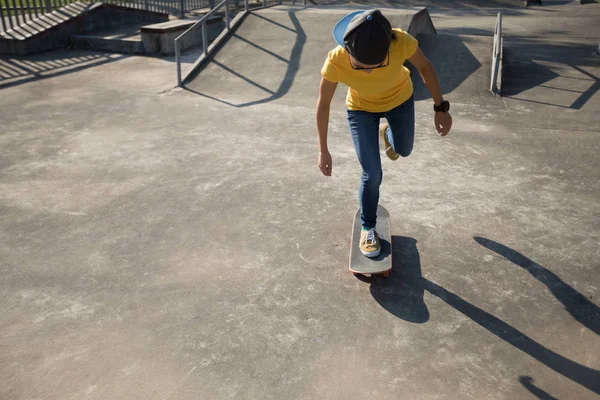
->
[224, 0, 230, 30]
[44, 0, 52, 12]
[244, 0, 248, 11]
[173, 0, 234, 85]
[6, 0, 14, 30]
[0, 9, 6, 33]
[202, 20, 208, 56]
[490, 12, 502, 93]
[263, 0, 266, 8]
[497, 13, 502, 46]
[180, 0, 185, 18]
[24, 0, 34, 23]
[16, 0, 24, 25]
[175, 38, 182, 86]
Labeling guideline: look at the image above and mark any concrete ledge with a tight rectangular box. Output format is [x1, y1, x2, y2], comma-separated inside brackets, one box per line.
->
[140, 18, 226, 34]
[141, 20, 197, 34]
[142, 16, 224, 55]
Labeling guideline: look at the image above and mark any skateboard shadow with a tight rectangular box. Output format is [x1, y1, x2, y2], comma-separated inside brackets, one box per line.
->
[367, 236, 430, 323]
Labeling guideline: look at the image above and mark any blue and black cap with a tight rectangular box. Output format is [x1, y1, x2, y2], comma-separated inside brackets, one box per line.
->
[332, 9, 393, 65]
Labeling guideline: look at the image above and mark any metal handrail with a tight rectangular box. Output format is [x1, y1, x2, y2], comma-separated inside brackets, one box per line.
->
[175, 0, 232, 86]
[490, 12, 502, 93]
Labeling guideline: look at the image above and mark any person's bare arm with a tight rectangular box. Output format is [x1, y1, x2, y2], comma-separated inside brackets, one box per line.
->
[316, 77, 338, 176]
[408, 47, 452, 136]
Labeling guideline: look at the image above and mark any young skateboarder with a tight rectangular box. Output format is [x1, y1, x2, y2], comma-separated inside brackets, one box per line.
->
[316, 9, 452, 257]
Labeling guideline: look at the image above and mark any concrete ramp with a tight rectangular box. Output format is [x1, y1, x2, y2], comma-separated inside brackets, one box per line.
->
[185, 7, 442, 108]
[185, 6, 493, 108]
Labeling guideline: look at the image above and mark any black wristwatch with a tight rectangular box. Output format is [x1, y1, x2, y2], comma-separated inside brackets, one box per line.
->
[434, 100, 450, 113]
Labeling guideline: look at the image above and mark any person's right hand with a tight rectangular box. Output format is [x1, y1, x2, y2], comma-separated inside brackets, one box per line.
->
[318, 151, 332, 176]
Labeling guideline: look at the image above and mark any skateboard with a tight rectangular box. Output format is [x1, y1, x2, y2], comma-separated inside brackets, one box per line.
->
[349, 205, 392, 278]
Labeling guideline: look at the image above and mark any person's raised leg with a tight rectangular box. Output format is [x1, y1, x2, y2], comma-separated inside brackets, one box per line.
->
[381, 95, 415, 159]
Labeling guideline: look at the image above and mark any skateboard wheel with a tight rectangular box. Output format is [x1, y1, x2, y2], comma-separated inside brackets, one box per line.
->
[382, 271, 390, 278]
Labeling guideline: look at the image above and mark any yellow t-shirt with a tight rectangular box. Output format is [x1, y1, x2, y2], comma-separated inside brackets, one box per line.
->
[321, 28, 419, 113]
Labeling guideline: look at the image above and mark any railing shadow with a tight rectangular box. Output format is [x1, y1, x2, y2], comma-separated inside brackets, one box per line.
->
[183, 9, 306, 108]
[502, 38, 599, 109]
[0, 51, 127, 90]
[368, 235, 600, 395]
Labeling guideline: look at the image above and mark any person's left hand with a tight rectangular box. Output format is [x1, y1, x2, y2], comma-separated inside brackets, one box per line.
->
[435, 112, 453, 136]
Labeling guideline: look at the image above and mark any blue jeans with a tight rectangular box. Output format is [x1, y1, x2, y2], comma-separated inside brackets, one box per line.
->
[346, 95, 415, 229]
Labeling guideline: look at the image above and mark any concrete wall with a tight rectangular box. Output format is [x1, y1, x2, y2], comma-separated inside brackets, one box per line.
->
[70, 35, 144, 54]
[76, 4, 168, 33]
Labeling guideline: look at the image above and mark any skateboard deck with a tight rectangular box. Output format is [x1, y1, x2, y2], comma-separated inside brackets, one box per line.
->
[349, 205, 392, 277]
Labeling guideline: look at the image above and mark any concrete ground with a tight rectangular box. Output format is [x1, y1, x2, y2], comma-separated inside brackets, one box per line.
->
[1, 2, 599, 400]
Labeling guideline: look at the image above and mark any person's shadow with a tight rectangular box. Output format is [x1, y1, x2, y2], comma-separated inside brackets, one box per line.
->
[367, 236, 600, 395]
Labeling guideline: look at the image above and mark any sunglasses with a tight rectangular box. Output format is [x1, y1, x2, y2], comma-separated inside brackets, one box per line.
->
[350, 52, 390, 70]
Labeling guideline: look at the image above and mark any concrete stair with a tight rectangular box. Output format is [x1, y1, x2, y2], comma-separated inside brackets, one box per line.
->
[70, 23, 144, 54]
[0, 2, 101, 40]
[0, 2, 167, 55]
[69, 15, 226, 55]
